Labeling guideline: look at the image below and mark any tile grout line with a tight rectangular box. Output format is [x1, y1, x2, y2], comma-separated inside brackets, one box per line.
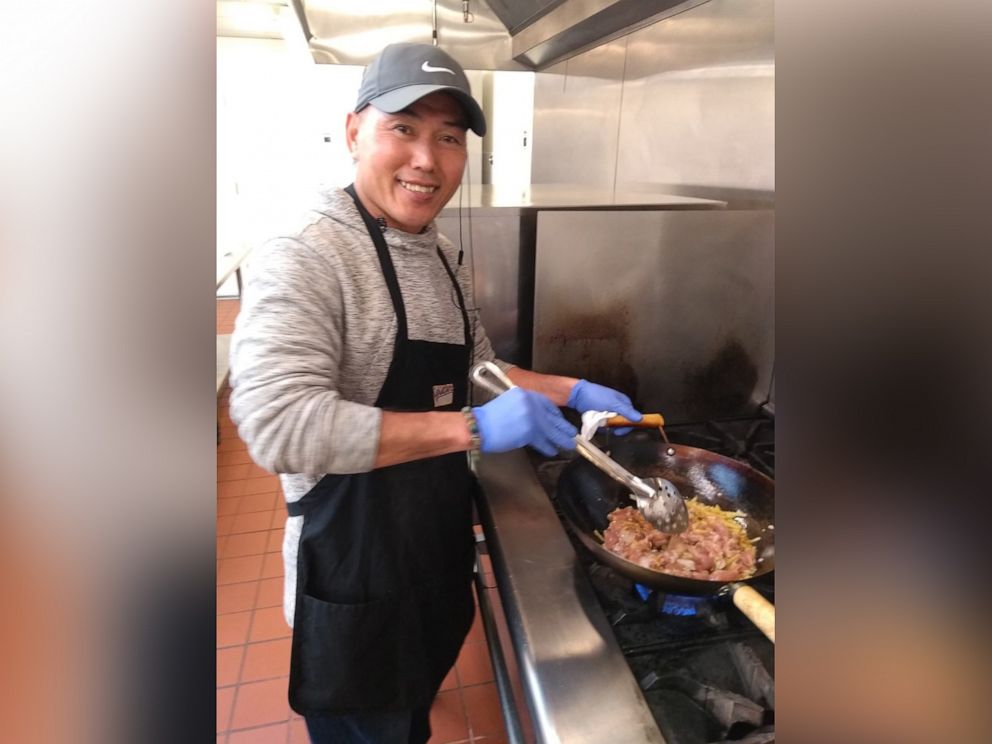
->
[217, 577, 282, 609]
[217, 547, 282, 564]
[216, 493, 278, 505]
[218, 632, 291, 652]
[221, 590, 257, 732]
[224, 711, 292, 735]
[217, 668, 288, 689]
[454, 678, 473, 744]
[216, 475, 279, 484]
[221, 474, 263, 734]
[462, 681, 506, 743]
[215, 307, 240, 741]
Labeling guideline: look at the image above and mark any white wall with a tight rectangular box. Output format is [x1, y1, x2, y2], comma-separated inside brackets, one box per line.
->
[489, 71, 534, 192]
[216, 37, 363, 295]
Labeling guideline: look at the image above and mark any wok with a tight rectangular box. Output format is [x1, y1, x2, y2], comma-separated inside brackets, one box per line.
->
[556, 431, 775, 641]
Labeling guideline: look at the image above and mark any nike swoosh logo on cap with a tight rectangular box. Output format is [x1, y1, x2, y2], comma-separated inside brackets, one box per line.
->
[421, 61, 456, 75]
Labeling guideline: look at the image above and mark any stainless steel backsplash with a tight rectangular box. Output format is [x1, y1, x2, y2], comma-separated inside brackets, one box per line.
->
[532, 0, 774, 202]
[528, 0, 774, 420]
[532, 209, 774, 422]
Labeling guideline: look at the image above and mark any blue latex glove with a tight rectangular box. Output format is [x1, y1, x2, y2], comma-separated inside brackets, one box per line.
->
[567, 379, 643, 435]
[473, 387, 578, 457]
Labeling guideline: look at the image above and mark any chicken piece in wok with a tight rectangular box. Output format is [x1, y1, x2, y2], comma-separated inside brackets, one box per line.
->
[603, 500, 757, 582]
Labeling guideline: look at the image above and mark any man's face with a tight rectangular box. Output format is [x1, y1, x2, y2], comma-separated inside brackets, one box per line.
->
[346, 92, 468, 234]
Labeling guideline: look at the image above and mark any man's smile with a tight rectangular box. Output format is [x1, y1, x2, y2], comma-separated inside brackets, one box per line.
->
[398, 180, 438, 194]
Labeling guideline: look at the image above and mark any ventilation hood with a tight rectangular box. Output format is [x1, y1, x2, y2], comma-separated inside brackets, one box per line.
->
[277, 0, 706, 70]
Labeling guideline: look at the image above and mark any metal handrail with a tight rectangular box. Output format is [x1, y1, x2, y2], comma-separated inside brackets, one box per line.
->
[473, 541, 526, 744]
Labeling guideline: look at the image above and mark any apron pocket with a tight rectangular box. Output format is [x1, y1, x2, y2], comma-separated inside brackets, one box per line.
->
[290, 591, 429, 714]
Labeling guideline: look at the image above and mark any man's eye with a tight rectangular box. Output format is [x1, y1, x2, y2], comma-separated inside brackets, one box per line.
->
[393, 124, 412, 134]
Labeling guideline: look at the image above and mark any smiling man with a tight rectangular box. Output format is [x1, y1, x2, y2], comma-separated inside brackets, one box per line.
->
[346, 43, 481, 234]
[229, 42, 642, 744]
[347, 92, 466, 233]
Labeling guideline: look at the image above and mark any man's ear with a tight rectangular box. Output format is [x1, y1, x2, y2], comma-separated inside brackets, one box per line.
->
[345, 111, 360, 161]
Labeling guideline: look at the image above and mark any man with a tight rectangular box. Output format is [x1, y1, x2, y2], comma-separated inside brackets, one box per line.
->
[229, 42, 642, 744]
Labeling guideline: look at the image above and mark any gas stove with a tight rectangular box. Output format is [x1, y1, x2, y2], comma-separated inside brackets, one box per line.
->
[472, 413, 775, 744]
[531, 416, 776, 744]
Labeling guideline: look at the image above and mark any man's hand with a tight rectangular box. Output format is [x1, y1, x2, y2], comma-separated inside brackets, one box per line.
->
[473, 388, 577, 456]
[567, 380, 643, 434]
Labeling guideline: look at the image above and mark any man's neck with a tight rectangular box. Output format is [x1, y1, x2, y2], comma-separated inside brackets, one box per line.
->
[350, 182, 427, 235]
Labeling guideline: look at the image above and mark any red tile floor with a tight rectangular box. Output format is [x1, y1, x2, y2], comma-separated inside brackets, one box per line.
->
[217, 299, 510, 743]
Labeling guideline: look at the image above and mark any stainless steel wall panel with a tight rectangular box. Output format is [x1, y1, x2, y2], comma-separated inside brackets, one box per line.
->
[435, 212, 526, 365]
[530, 0, 774, 201]
[511, 0, 708, 69]
[435, 190, 723, 372]
[532, 209, 774, 422]
[616, 0, 774, 194]
[486, 0, 564, 34]
[530, 38, 627, 186]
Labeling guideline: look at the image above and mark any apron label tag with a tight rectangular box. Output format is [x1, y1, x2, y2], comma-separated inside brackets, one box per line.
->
[432, 383, 454, 408]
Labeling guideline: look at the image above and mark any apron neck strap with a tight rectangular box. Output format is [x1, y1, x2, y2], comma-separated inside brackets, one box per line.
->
[435, 247, 472, 356]
[345, 184, 407, 342]
[344, 184, 472, 353]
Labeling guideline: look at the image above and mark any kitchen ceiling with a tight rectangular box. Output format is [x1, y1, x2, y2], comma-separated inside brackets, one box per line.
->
[467, 0, 564, 34]
[218, 0, 716, 70]
[217, 0, 293, 40]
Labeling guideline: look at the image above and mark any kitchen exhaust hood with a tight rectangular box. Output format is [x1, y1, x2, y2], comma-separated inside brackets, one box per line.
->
[508, 0, 708, 69]
[281, 0, 708, 69]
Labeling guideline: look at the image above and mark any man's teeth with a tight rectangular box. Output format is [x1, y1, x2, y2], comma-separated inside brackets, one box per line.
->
[400, 181, 437, 194]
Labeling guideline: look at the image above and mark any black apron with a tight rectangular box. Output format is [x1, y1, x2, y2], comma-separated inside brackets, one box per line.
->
[286, 185, 477, 716]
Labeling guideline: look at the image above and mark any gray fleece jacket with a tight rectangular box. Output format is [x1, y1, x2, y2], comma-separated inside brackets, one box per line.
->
[228, 186, 510, 625]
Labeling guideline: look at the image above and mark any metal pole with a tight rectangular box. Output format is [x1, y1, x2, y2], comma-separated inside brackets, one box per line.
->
[473, 545, 527, 744]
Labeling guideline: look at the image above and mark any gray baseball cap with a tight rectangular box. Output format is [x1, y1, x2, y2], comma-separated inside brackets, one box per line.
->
[355, 42, 487, 137]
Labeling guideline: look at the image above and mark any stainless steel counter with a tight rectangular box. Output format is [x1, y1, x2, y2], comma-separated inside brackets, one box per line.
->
[441, 183, 725, 216]
[474, 450, 667, 744]
[216, 244, 253, 293]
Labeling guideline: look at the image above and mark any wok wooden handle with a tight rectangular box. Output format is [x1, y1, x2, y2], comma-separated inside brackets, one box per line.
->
[604, 413, 665, 428]
[731, 584, 775, 643]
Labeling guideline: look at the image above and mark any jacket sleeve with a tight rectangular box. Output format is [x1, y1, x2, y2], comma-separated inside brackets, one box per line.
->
[228, 238, 382, 475]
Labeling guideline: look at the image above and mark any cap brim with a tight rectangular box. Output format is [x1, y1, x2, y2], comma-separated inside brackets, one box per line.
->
[368, 84, 487, 137]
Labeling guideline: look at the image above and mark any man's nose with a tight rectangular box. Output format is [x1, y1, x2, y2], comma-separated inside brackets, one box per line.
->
[409, 138, 437, 171]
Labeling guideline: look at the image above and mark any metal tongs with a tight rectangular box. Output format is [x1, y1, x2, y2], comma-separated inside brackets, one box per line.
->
[470, 362, 689, 534]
